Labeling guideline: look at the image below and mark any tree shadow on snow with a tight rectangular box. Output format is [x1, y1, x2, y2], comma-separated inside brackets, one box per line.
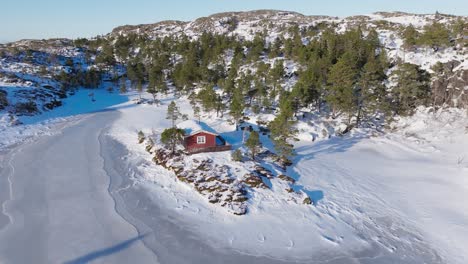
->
[221, 119, 367, 206]
[287, 132, 368, 205]
[64, 233, 148, 264]
[294, 132, 366, 162]
[18, 85, 133, 125]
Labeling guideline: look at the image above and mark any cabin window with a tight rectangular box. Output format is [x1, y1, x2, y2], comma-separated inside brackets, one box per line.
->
[197, 136, 206, 144]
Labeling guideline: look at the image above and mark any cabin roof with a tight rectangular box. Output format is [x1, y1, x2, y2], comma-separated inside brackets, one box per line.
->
[178, 120, 220, 137]
[186, 130, 219, 137]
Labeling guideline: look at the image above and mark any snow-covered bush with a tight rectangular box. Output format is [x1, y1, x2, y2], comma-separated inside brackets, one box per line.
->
[231, 149, 243, 162]
[137, 130, 145, 144]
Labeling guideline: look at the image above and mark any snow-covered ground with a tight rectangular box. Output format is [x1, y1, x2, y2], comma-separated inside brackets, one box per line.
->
[0, 86, 466, 263]
[1, 9, 467, 263]
[106, 92, 468, 263]
[0, 85, 128, 151]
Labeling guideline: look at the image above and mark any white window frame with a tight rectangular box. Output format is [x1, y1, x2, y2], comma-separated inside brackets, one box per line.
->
[197, 136, 206, 144]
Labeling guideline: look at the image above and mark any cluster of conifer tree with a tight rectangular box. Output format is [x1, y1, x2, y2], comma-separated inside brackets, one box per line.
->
[0, 14, 462, 159]
[401, 17, 467, 50]
[83, 22, 455, 158]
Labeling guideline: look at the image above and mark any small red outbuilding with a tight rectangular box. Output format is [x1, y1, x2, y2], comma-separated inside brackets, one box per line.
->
[184, 130, 231, 154]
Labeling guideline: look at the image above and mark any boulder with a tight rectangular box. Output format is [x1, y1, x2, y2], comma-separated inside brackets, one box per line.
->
[254, 165, 274, 179]
[278, 174, 295, 183]
[303, 197, 312, 205]
[242, 173, 269, 189]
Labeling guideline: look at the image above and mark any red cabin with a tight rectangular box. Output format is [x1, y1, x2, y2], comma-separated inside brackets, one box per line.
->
[184, 130, 231, 154]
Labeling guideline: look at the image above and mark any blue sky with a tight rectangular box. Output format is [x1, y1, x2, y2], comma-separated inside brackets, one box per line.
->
[1, 0, 466, 43]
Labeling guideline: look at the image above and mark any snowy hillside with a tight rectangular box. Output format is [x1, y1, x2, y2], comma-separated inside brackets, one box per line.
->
[1, 10, 467, 134]
[111, 11, 467, 65]
[111, 11, 454, 41]
[0, 9, 468, 264]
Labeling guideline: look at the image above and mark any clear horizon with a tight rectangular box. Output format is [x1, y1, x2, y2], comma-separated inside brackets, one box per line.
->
[1, 0, 467, 43]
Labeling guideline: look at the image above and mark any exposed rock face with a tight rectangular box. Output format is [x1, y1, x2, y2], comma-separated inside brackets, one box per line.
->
[148, 142, 315, 214]
[278, 174, 296, 183]
[254, 165, 274, 179]
[447, 70, 468, 108]
[0, 89, 7, 110]
[153, 148, 248, 215]
[242, 173, 269, 189]
[13, 101, 39, 116]
[432, 61, 468, 108]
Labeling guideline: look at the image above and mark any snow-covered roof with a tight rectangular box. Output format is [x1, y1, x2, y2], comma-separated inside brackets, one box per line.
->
[187, 129, 219, 137]
[177, 120, 219, 136]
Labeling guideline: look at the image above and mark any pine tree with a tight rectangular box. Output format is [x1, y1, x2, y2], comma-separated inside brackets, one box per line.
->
[245, 131, 261, 159]
[291, 62, 323, 110]
[166, 101, 182, 127]
[193, 105, 201, 124]
[402, 24, 419, 49]
[391, 63, 431, 115]
[119, 78, 127, 94]
[269, 93, 297, 161]
[453, 18, 468, 38]
[197, 85, 218, 112]
[136, 80, 143, 99]
[355, 56, 388, 126]
[231, 149, 243, 162]
[420, 22, 451, 50]
[215, 95, 225, 117]
[95, 41, 116, 66]
[146, 84, 158, 102]
[148, 63, 163, 89]
[269, 37, 282, 59]
[365, 28, 381, 53]
[248, 33, 265, 61]
[326, 53, 358, 122]
[272, 135, 295, 162]
[268, 60, 285, 97]
[161, 127, 185, 156]
[270, 113, 295, 161]
[230, 88, 244, 130]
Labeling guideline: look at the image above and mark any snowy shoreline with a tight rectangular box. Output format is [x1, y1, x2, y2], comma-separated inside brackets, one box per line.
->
[100, 133, 298, 263]
[0, 92, 466, 263]
[107, 95, 467, 263]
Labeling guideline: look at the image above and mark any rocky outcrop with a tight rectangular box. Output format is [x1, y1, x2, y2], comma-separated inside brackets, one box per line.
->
[150, 146, 313, 214]
[303, 197, 312, 205]
[153, 148, 248, 215]
[254, 165, 274, 179]
[446, 69, 468, 108]
[432, 61, 468, 108]
[278, 174, 296, 183]
[0, 89, 7, 110]
[242, 173, 269, 189]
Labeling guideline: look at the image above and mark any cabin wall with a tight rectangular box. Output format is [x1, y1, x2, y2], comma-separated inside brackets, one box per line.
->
[185, 132, 217, 151]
